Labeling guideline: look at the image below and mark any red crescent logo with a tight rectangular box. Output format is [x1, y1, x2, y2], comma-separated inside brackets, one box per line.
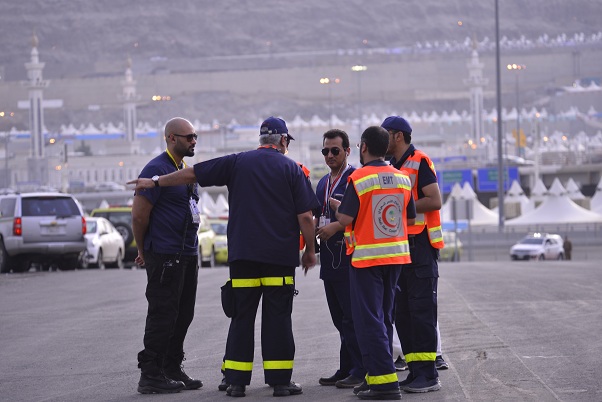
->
[381, 204, 396, 228]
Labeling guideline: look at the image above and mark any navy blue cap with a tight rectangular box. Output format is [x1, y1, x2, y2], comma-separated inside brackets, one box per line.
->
[381, 116, 412, 134]
[260, 117, 295, 140]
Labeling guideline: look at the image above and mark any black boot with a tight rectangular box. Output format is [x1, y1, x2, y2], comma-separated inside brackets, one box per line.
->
[163, 353, 203, 390]
[137, 360, 185, 394]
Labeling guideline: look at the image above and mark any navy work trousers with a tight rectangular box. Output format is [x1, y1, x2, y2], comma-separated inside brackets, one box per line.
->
[224, 260, 296, 386]
[138, 250, 198, 369]
[395, 261, 438, 381]
[349, 264, 401, 391]
[323, 278, 366, 379]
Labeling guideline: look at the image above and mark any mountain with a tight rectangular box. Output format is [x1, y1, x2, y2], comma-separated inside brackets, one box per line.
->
[1, 0, 600, 80]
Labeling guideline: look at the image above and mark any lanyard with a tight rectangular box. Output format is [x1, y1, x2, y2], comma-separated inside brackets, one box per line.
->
[323, 164, 351, 217]
[166, 149, 186, 170]
[165, 149, 195, 199]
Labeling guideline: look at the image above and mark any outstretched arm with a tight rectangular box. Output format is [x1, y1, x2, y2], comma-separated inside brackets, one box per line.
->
[298, 210, 317, 274]
[127, 167, 197, 190]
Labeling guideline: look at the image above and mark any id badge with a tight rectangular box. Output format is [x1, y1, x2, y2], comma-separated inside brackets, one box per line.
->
[319, 216, 330, 228]
[189, 198, 200, 223]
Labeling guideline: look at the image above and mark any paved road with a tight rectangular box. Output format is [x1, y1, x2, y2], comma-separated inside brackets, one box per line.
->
[1, 260, 601, 401]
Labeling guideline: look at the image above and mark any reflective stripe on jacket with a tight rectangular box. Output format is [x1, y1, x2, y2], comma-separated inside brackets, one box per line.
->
[343, 165, 413, 268]
[399, 150, 444, 249]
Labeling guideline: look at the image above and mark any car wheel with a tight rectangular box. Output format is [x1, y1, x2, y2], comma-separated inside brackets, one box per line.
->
[557, 253, 564, 260]
[0, 237, 12, 273]
[113, 223, 134, 246]
[201, 247, 215, 268]
[80, 250, 90, 269]
[97, 249, 106, 269]
[114, 249, 125, 269]
[538, 254, 545, 261]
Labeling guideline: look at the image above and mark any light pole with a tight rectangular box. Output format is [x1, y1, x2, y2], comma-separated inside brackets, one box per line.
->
[507, 63, 526, 157]
[351, 65, 367, 139]
[495, 0, 504, 230]
[319, 77, 341, 128]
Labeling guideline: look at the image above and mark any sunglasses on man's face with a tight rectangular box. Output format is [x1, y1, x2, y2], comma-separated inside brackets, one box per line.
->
[321, 147, 342, 156]
[173, 133, 198, 142]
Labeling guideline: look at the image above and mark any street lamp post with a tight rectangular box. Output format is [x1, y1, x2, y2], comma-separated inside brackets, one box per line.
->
[351, 65, 367, 139]
[319, 77, 341, 128]
[495, 0, 504, 230]
[507, 63, 526, 157]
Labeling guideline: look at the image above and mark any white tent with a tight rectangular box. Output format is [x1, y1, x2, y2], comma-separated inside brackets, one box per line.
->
[591, 177, 602, 212]
[460, 182, 499, 225]
[507, 178, 602, 225]
[214, 193, 229, 218]
[530, 178, 548, 204]
[441, 182, 498, 226]
[565, 178, 585, 200]
[504, 180, 534, 215]
[199, 192, 216, 216]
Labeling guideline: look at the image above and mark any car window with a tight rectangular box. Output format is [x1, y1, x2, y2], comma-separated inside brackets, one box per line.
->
[86, 220, 98, 233]
[210, 223, 227, 235]
[21, 197, 80, 217]
[520, 238, 544, 245]
[94, 211, 131, 225]
[0, 198, 16, 217]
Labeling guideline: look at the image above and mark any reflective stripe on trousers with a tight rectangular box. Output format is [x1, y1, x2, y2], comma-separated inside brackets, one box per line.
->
[405, 352, 437, 363]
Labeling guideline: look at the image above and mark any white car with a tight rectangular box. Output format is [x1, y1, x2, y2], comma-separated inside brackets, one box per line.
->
[510, 233, 564, 261]
[81, 217, 125, 269]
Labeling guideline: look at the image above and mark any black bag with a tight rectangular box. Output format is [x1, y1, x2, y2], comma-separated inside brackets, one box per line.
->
[220, 279, 236, 318]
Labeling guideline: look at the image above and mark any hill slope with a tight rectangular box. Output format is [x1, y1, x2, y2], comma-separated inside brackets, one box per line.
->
[1, 0, 600, 79]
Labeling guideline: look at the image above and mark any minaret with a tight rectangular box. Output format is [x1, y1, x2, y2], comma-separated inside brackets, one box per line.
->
[463, 37, 488, 143]
[121, 56, 138, 143]
[24, 31, 49, 158]
[23, 31, 50, 184]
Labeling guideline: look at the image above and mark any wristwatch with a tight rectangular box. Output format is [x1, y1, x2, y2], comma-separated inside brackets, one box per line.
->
[151, 175, 160, 187]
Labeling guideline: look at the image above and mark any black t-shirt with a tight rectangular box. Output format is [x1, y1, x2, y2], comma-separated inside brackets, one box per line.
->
[138, 152, 199, 255]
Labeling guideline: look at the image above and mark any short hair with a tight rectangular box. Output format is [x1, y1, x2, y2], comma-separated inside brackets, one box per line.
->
[259, 133, 283, 146]
[360, 126, 389, 157]
[388, 129, 412, 145]
[322, 129, 350, 149]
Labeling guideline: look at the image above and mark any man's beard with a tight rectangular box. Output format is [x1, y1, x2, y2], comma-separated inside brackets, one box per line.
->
[359, 152, 364, 166]
[185, 148, 195, 157]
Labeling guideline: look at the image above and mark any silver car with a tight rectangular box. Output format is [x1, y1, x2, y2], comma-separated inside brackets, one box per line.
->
[0, 192, 87, 272]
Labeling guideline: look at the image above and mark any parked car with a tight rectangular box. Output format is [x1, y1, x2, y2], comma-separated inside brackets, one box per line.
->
[197, 215, 216, 268]
[80, 217, 125, 269]
[93, 182, 126, 192]
[90, 206, 137, 263]
[208, 218, 228, 265]
[510, 233, 564, 261]
[0, 192, 87, 272]
[440, 231, 463, 262]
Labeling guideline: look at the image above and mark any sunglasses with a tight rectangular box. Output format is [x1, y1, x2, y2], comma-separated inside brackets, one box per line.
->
[321, 147, 342, 156]
[173, 133, 198, 142]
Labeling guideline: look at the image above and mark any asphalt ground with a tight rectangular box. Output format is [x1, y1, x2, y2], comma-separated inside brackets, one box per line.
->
[1, 258, 601, 402]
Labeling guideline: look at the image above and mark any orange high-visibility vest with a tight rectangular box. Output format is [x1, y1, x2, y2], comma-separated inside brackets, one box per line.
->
[297, 162, 311, 250]
[343, 165, 413, 268]
[396, 150, 444, 249]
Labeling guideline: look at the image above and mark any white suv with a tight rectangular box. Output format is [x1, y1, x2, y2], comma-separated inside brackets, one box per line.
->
[0, 192, 87, 273]
[510, 233, 564, 261]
